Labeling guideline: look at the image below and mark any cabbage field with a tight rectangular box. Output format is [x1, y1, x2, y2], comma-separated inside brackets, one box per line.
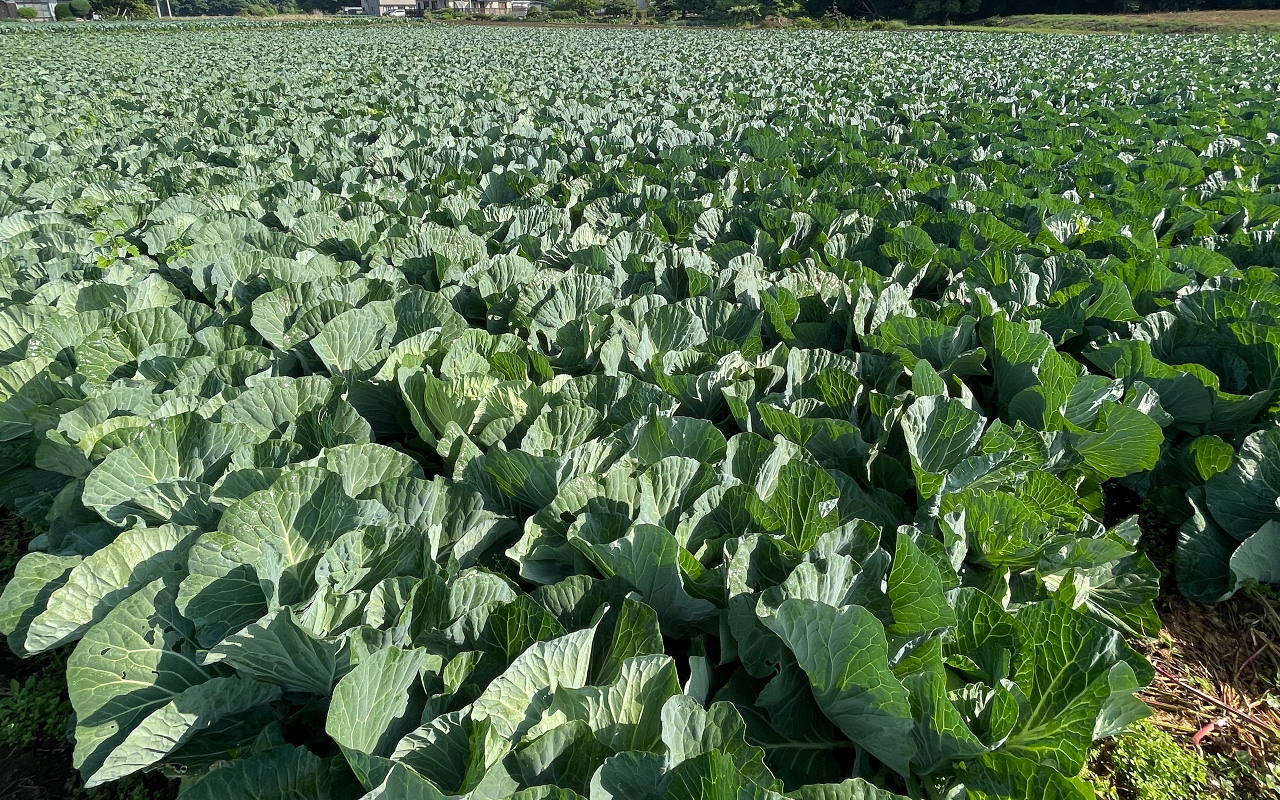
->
[1, 20, 1280, 800]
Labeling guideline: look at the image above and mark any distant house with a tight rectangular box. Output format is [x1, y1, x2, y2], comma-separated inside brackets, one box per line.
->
[418, 0, 541, 15]
[11, 0, 55, 17]
[361, 0, 416, 14]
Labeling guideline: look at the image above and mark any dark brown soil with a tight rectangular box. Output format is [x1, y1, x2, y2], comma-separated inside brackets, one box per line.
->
[0, 742, 80, 800]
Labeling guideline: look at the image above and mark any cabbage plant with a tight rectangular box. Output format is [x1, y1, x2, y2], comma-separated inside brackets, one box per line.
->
[2, 20, 1280, 800]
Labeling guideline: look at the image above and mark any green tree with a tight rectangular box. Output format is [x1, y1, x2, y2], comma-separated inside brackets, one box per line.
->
[650, 0, 712, 17]
[601, 0, 635, 15]
[54, 1, 74, 18]
[69, 0, 92, 15]
[713, 0, 760, 20]
[94, 0, 154, 16]
[548, 0, 599, 13]
[16, 5, 38, 16]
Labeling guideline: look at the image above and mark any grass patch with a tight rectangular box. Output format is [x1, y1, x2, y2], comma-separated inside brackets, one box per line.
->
[0, 655, 71, 749]
[1089, 719, 1209, 800]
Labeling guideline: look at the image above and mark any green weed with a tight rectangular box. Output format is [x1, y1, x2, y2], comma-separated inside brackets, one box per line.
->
[1090, 720, 1208, 800]
[1206, 750, 1280, 799]
[0, 658, 72, 749]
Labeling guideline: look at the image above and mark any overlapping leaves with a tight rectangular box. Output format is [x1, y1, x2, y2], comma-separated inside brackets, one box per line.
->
[2, 20, 1280, 800]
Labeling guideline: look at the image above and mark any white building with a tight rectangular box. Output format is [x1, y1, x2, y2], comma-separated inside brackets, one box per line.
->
[361, 0, 417, 14]
[418, 0, 542, 15]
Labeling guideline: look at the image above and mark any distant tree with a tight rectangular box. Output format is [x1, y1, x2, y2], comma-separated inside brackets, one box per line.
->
[69, 0, 92, 14]
[294, 0, 342, 12]
[713, 0, 759, 20]
[548, 0, 599, 13]
[600, 0, 634, 15]
[54, 1, 74, 17]
[846, 0, 1215, 22]
[757, 0, 800, 16]
[16, 4, 38, 15]
[650, 0, 712, 17]
[94, 0, 154, 16]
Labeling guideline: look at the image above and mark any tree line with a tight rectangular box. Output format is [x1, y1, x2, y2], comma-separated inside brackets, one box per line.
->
[866, 0, 1279, 23]
[30, 0, 1280, 24]
[646, 0, 1279, 24]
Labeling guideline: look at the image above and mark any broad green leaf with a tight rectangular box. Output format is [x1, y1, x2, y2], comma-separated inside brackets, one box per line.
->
[573, 523, 717, 636]
[761, 461, 842, 552]
[180, 467, 391, 646]
[1067, 403, 1162, 480]
[327, 646, 430, 762]
[662, 749, 783, 800]
[82, 413, 260, 525]
[1177, 486, 1244, 602]
[68, 579, 211, 784]
[660, 696, 778, 791]
[205, 607, 350, 696]
[589, 751, 664, 800]
[177, 746, 338, 800]
[473, 626, 596, 741]
[390, 712, 517, 798]
[316, 443, 424, 497]
[1188, 435, 1233, 481]
[902, 395, 984, 497]
[528, 654, 680, 753]
[956, 751, 1094, 800]
[629, 414, 727, 467]
[25, 524, 200, 654]
[311, 307, 391, 375]
[1003, 601, 1152, 775]
[1230, 521, 1280, 589]
[596, 596, 665, 685]
[901, 669, 985, 774]
[515, 720, 611, 796]
[0, 551, 81, 657]
[759, 599, 915, 776]
[1204, 426, 1280, 539]
[93, 675, 281, 785]
[886, 532, 957, 638]
[356, 761, 450, 800]
[787, 779, 911, 800]
[944, 588, 1020, 686]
